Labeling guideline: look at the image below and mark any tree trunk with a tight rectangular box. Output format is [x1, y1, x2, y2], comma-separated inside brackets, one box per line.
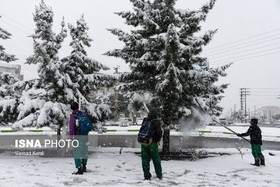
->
[132, 108, 137, 125]
[162, 128, 170, 160]
[57, 127, 61, 136]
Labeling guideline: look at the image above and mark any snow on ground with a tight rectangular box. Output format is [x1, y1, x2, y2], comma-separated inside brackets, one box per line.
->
[0, 148, 279, 187]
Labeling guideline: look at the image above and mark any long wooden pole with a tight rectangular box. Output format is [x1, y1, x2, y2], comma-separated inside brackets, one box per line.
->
[195, 99, 250, 143]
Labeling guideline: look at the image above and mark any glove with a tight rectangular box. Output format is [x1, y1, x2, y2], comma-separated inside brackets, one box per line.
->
[237, 133, 241, 137]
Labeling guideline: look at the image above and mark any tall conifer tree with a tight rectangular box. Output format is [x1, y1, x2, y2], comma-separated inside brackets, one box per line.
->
[62, 15, 112, 120]
[106, 0, 230, 158]
[14, 0, 68, 130]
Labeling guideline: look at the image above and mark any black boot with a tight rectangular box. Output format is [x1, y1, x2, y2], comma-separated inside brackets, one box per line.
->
[82, 164, 87, 172]
[251, 157, 260, 166]
[72, 167, 83, 175]
[144, 173, 151, 180]
[260, 154, 265, 166]
[157, 175, 162, 180]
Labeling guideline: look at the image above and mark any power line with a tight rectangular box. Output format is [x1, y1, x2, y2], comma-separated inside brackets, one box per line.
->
[250, 95, 279, 96]
[204, 34, 280, 57]
[0, 14, 34, 32]
[211, 47, 280, 64]
[0, 19, 30, 35]
[209, 42, 280, 60]
[247, 88, 280, 93]
[241, 89, 280, 97]
[211, 49, 280, 66]
[250, 92, 280, 94]
[199, 29, 280, 66]
[204, 33, 280, 55]
[248, 90, 280, 92]
[204, 28, 280, 52]
[243, 89, 280, 96]
[249, 93, 280, 95]
[201, 29, 280, 66]
[0, 17, 73, 55]
[250, 88, 280, 90]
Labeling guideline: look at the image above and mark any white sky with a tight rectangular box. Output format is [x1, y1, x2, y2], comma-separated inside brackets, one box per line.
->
[0, 0, 280, 116]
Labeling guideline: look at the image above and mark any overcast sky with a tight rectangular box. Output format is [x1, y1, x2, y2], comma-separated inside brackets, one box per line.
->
[1, 0, 280, 116]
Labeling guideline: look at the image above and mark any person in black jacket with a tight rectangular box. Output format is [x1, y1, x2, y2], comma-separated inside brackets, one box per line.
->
[140, 108, 163, 180]
[237, 118, 265, 166]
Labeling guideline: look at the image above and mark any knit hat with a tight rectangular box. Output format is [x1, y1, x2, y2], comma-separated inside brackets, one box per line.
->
[250, 118, 258, 125]
[70, 102, 79, 111]
[148, 108, 158, 120]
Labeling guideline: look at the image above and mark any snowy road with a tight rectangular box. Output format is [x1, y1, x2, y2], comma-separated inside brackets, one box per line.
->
[0, 148, 280, 187]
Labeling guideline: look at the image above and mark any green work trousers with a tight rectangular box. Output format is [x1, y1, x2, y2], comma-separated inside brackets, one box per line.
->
[141, 142, 162, 180]
[73, 135, 88, 168]
[251, 144, 262, 158]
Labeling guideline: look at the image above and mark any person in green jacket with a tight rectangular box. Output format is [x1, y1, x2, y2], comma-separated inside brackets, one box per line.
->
[140, 108, 163, 180]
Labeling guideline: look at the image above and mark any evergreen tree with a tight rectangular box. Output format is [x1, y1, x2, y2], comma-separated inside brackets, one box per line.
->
[0, 16, 17, 62]
[0, 72, 19, 99]
[62, 15, 112, 120]
[13, 0, 68, 130]
[0, 72, 21, 124]
[0, 15, 22, 125]
[26, 0, 67, 102]
[106, 0, 230, 158]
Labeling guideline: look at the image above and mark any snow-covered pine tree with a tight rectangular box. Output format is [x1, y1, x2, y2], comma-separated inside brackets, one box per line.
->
[0, 16, 17, 62]
[0, 72, 19, 99]
[62, 15, 112, 121]
[14, 0, 68, 131]
[0, 72, 21, 125]
[0, 16, 20, 125]
[106, 0, 230, 159]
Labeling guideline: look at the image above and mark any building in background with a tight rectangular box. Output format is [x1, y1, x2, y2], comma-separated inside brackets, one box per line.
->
[0, 63, 23, 80]
[255, 106, 280, 124]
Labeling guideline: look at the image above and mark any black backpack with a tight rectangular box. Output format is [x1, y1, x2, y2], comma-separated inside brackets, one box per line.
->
[137, 118, 154, 145]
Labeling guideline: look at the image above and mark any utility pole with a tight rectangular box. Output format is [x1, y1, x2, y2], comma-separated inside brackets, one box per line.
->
[113, 65, 120, 119]
[113, 65, 120, 74]
[240, 88, 250, 122]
